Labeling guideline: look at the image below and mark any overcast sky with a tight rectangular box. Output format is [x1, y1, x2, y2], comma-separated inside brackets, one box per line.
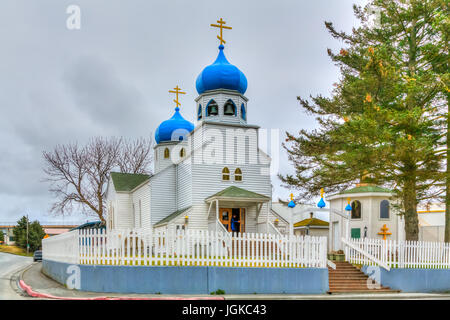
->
[0, 0, 368, 224]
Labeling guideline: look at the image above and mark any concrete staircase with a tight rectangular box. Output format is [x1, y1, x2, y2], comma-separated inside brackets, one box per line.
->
[328, 261, 399, 294]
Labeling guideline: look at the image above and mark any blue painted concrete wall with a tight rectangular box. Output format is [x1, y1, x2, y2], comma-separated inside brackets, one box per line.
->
[43, 260, 329, 294]
[362, 266, 450, 293]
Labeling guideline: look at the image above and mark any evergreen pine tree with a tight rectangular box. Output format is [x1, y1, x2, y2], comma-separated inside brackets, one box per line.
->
[280, 0, 447, 240]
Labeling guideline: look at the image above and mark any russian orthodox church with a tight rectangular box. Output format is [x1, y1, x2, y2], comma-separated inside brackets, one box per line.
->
[106, 31, 289, 235]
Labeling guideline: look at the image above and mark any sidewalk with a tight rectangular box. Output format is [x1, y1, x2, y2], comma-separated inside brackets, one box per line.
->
[20, 262, 450, 300]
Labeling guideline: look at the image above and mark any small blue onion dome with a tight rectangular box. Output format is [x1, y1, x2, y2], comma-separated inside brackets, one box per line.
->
[155, 107, 194, 144]
[317, 198, 326, 209]
[196, 45, 247, 95]
[345, 203, 352, 211]
[288, 200, 296, 208]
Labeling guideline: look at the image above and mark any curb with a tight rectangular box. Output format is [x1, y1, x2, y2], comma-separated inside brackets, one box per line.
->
[18, 280, 225, 300]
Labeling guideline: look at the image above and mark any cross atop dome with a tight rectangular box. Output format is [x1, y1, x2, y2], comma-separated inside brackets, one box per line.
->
[210, 18, 232, 45]
[169, 85, 186, 110]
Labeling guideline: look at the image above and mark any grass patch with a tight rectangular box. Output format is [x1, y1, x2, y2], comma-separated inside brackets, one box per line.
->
[0, 245, 34, 257]
[210, 289, 225, 295]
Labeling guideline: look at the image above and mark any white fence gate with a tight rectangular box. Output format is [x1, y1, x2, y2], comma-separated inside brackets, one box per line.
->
[345, 237, 450, 269]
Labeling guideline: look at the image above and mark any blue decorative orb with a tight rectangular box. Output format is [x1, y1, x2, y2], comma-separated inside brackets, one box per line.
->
[288, 200, 296, 208]
[317, 198, 326, 209]
[345, 203, 352, 211]
[196, 45, 247, 95]
[155, 107, 194, 144]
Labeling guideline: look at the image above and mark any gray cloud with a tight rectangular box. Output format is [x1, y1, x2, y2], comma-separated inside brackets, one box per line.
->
[0, 0, 368, 223]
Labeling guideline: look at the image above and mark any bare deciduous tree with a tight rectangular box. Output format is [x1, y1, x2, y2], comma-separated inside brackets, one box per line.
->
[43, 136, 153, 223]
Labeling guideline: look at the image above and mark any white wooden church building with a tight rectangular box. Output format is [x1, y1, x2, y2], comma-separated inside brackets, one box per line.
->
[106, 42, 289, 236]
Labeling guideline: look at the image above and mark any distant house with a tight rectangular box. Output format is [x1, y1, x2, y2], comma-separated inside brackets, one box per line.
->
[0, 224, 78, 245]
[294, 212, 329, 238]
[0, 226, 15, 245]
[43, 225, 78, 237]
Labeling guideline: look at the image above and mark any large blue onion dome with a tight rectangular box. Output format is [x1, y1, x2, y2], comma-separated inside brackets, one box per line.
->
[196, 45, 247, 95]
[155, 107, 194, 144]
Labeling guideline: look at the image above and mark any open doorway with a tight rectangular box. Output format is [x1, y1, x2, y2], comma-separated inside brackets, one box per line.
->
[219, 208, 245, 233]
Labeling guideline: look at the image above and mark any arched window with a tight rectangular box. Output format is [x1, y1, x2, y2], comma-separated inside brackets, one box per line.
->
[164, 148, 170, 159]
[240, 103, 246, 121]
[207, 100, 219, 116]
[180, 148, 185, 157]
[222, 167, 230, 181]
[224, 99, 236, 116]
[197, 104, 202, 120]
[351, 200, 362, 219]
[380, 200, 390, 219]
[234, 168, 242, 181]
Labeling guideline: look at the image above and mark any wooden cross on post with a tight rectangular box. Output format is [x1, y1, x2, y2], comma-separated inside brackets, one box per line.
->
[378, 224, 392, 240]
[169, 85, 186, 109]
[211, 18, 232, 45]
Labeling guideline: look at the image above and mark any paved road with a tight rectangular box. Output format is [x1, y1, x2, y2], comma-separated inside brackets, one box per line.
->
[21, 263, 450, 300]
[0, 252, 33, 300]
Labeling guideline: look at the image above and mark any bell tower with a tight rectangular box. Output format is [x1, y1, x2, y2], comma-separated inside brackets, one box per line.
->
[194, 19, 248, 126]
[154, 86, 194, 173]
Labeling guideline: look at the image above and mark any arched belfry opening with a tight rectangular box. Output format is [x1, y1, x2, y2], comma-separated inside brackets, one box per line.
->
[223, 99, 236, 116]
[206, 100, 219, 116]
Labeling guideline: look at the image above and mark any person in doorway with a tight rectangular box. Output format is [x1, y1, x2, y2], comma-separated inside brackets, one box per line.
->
[230, 213, 240, 232]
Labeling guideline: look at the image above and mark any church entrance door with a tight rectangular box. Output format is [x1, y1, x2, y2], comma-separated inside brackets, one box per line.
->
[219, 208, 245, 233]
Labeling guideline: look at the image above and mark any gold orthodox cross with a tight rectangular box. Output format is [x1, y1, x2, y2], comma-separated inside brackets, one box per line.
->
[378, 224, 392, 240]
[211, 18, 232, 45]
[169, 85, 186, 108]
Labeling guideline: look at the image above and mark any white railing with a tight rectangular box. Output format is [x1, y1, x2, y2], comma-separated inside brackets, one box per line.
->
[42, 230, 79, 264]
[44, 229, 328, 268]
[345, 237, 450, 269]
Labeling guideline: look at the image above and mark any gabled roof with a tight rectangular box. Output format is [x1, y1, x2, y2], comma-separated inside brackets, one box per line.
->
[340, 185, 391, 194]
[294, 218, 329, 228]
[155, 206, 191, 226]
[110, 172, 150, 192]
[206, 186, 270, 201]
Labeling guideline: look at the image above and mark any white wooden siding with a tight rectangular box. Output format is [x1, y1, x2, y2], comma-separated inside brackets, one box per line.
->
[150, 165, 176, 225]
[131, 183, 151, 232]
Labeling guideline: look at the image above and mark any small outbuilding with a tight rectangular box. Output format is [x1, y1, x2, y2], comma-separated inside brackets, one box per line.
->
[294, 212, 329, 238]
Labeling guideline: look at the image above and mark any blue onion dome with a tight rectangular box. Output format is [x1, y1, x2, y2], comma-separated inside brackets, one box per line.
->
[196, 45, 247, 95]
[155, 107, 194, 144]
[317, 198, 326, 209]
[288, 200, 296, 208]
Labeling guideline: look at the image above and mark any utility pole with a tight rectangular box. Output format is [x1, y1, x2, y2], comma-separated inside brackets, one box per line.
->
[26, 214, 29, 254]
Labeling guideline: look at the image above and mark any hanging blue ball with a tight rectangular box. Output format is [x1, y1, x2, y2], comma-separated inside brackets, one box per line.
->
[288, 200, 296, 208]
[317, 198, 326, 208]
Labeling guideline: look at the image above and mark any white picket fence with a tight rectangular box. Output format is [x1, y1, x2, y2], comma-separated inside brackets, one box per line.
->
[345, 238, 450, 269]
[42, 230, 79, 264]
[43, 229, 327, 268]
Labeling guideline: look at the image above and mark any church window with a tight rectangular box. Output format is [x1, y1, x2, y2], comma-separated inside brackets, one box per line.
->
[222, 167, 230, 181]
[164, 148, 170, 159]
[197, 104, 202, 120]
[224, 99, 236, 116]
[180, 148, 185, 157]
[207, 100, 219, 116]
[351, 200, 362, 219]
[240, 104, 246, 121]
[234, 168, 242, 181]
[380, 200, 390, 219]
